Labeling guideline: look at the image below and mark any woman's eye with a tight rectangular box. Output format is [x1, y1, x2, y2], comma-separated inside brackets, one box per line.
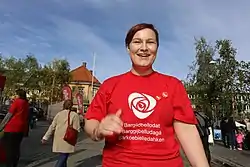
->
[148, 41, 156, 44]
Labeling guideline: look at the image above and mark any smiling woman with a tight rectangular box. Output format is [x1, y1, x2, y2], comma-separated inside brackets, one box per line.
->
[125, 23, 159, 75]
[84, 23, 209, 167]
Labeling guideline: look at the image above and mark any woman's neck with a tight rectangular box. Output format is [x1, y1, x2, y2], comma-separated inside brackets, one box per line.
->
[131, 66, 154, 76]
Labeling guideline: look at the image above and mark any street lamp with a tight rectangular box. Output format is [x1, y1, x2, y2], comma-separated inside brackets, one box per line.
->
[209, 60, 217, 64]
[208, 60, 220, 122]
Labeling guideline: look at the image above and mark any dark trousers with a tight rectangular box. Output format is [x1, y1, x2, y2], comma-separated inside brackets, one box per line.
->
[55, 153, 69, 167]
[227, 131, 236, 149]
[222, 132, 228, 147]
[201, 136, 211, 164]
[2, 132, 23, 167]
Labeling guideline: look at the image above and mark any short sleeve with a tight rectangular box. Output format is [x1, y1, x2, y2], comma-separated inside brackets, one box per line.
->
[173, 80, 197, 124]
[85, 85, 107, 122]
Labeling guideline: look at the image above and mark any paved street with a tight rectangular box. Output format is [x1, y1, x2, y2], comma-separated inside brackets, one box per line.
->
[211, 143, 250, 167]
[16, 121, 250, 167]
[19, 121, 104, 167]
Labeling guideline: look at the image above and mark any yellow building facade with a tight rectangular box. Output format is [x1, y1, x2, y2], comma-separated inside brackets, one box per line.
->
[69, 62, 101, 107]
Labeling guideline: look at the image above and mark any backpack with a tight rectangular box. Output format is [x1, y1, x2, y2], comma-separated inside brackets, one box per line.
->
[195, 111, 211, 137]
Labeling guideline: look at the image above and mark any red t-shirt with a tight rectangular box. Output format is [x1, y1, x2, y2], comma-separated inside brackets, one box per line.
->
[4, 98, 29, 133]
[85, 71, 197, 167]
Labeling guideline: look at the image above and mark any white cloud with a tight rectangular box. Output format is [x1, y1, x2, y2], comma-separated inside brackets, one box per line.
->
[49, 16, 131, 80]
[166, 0, 250, 60]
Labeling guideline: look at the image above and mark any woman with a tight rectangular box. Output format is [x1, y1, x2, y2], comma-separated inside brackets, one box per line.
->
[42, 100, 80, 167]
[0, 89, 29, 167]
[84, 23, 209, 167]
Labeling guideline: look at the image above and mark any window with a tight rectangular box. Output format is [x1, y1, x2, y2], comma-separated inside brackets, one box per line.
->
[92, 88, 98, 98]
[78, 87, 84, 94]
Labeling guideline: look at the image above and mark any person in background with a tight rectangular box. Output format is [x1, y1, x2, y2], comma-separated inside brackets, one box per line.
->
[220, 117, 228, 147]
[0, 89, 29, 167]
[84, 23, 209, 167]
[41, 100, 81, 167]
[236, 129, 244, 150]
[194, 105, 211, 165]
[226, 116, 237, 150]
[28, 106, 36, 129]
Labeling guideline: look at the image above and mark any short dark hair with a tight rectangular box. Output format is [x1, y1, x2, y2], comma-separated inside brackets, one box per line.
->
[125, 23, 159, 48]
[16, 89, 27, 100]
[63, 99, 73, 110]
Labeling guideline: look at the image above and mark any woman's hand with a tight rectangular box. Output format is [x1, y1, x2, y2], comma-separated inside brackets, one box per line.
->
[96, 109, 123, 139]
[41, 139, 48, 144]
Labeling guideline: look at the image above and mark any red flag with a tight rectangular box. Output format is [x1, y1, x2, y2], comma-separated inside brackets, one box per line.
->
[76, 93, 83, 114]
[62, 85, 72, 101]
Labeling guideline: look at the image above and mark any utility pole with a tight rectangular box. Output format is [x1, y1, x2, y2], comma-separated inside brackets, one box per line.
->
[90, 53, 96, 101]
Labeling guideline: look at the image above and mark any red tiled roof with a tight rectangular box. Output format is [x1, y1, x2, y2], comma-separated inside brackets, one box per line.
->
[70, 64, 100, 84]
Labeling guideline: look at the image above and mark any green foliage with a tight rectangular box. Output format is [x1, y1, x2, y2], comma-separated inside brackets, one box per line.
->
[0, 54, 71, 103]
[186, 37, 250, 119]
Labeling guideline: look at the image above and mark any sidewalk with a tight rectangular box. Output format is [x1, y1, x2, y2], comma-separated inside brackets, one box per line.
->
[18, 121, 250, 167]
[211, 143, 250, 167]
[26, 138, 104, 167]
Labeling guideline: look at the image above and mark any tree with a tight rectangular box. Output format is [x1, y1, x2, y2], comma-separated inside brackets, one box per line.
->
[186, 37, 240, 119]
[236, 61, 250, 114]
[22, 55, 42, 99]
[0, 55, 5, 74]
[214, 40, 238, 117]
[0, 54, 71, 103]
[186, 37, 216, 117]
[40, 59, 71, 104]
[3, 56, 26, 96]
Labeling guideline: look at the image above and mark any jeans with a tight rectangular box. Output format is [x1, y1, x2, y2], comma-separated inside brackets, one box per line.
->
[2, 132, 24, 167]
[227, 131, 236, 149]
[55, 153, 69, 167]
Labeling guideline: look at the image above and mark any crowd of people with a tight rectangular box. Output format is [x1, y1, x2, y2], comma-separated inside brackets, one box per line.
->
[220, 117, 250, 151]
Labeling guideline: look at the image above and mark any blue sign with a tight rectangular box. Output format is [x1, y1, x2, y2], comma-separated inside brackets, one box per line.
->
[213, 129, 222, 140]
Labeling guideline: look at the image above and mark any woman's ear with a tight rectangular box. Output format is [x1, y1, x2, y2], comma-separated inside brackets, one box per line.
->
[126, 46, 130, 53]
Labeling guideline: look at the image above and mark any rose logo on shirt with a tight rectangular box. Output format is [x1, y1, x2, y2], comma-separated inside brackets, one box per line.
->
[128, 92, 157, 119]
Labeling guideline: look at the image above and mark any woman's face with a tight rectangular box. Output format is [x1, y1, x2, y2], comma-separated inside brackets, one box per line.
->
[128, 28, 158, 68]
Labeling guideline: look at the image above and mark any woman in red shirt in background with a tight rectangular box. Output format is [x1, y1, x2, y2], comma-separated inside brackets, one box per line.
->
[84, 23, 210, 167]
[0, 89, 29, 167]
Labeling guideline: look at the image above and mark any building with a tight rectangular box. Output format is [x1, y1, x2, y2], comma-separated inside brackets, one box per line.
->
[69, 62, 101, 105]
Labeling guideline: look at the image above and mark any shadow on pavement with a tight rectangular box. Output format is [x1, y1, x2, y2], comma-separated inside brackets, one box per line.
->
[75, 154, 102, 167]
[18, 121, 89, 167]
[28, 148, 87, 167]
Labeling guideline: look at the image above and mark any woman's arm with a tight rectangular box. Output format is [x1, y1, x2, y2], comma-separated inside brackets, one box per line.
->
[84, 119, 102, 141]
[174, 121, 209, 167]
[73, 114, 81, 132]
[0, 100, 17, 131]
[42, 114, 58, 140]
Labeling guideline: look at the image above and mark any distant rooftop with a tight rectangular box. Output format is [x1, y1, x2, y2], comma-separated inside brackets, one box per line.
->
[70, 62, 100, 84]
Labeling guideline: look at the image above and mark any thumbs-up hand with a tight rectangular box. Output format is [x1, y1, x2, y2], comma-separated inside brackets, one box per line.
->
[97, 109, 123, 138]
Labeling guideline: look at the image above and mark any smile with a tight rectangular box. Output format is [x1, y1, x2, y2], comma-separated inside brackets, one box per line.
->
[137, 53, 150, 57]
